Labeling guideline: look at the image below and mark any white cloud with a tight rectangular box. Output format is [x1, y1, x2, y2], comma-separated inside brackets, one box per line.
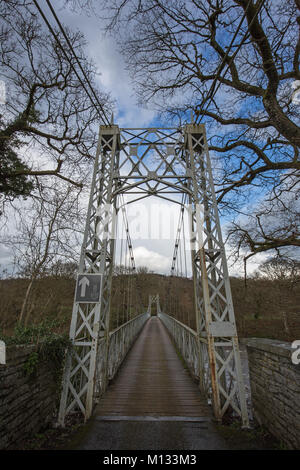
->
[58, 5, 156, 128]
[0, 244, 15, 275]
[226, 245, 269, 277]
[0, 245, 12, 262]
[121, 197, 181, 241]
[92, 38, 156, 127]
[132, 246, 170, 273]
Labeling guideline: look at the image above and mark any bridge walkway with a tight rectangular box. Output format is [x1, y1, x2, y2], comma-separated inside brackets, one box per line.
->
[71, 317, 229, 450]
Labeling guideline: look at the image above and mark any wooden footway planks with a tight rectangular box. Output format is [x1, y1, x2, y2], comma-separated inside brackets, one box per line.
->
[96, 317, 211, 418]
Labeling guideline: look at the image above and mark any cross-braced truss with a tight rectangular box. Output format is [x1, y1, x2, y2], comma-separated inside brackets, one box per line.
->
[147, 294, 161, 316]
[58, 123, 249, 427]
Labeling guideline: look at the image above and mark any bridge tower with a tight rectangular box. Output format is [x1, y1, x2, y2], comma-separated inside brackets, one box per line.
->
[184, 124, 248, 425]
[147, 294, 161, 316]
[58, 122, 249, 427]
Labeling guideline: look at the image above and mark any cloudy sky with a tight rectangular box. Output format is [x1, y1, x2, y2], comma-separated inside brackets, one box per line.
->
[58, 3, 157, 128]
[57, 4, 195, 275]
[0, 1, 269, 278]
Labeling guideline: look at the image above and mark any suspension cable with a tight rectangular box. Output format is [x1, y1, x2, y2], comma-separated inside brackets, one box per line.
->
[33, 0, 111, 125]
[119, 195, 145, 318]
[171, 194, 187, 275]
[46, 0, 111, 125]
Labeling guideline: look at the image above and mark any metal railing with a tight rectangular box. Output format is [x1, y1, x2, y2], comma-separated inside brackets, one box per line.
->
[158, 311, 200, 381]
[108, 312, 149, 380]
[94, 312, 150, 400]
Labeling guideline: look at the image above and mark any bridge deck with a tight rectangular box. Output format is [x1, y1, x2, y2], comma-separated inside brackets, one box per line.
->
[72, 317, 231, 449]
[96, 316, 210, 418]
[68, 317, 266, 449]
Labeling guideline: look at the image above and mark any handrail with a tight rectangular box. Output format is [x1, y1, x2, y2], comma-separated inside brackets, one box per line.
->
[109, 311, 148, 337]
[158, 311, 200, 382]
[94, 311, 150, 401]
[161, 314, 198, 338]
[108, 312, 150, 380]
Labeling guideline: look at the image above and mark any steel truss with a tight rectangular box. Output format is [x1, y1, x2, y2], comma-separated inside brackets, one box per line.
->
[147, 294, 161, 316]
[58, 123, 249, 427]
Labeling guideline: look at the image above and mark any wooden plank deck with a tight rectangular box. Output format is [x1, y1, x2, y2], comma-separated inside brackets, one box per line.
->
[96, 316, 211, 418]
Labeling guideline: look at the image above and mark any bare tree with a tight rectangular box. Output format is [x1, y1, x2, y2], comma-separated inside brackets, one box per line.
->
[256, 255, 300, 286]
[0, 0, 112, 212]
[47, 260, 78, 279]
[2, 180, 84, 324]
[227, 171, 300, 268]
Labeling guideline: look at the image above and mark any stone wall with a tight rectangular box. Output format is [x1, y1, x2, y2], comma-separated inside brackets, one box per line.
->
[245, 338, 300, 449]
[0, 344, 61, 449]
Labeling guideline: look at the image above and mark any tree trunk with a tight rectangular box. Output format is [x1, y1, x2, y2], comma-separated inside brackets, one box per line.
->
[19, 277, 34, 325]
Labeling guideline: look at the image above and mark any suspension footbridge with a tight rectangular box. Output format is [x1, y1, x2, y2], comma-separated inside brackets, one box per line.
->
[73, 315, 230, 450]
[58, 123, 249, 440]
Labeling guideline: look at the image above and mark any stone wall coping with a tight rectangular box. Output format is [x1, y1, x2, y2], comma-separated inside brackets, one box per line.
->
[6, 343, 38, 350]
[241, 337, 292, 359]
[0, 343, 38, 367]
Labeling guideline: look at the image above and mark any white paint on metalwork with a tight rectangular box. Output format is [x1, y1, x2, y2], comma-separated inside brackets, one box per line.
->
[78, 276, 89, 297]
[58, 123, 249, 428]
[209, 321, 236, 337]
[0, 341, 6, 365]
